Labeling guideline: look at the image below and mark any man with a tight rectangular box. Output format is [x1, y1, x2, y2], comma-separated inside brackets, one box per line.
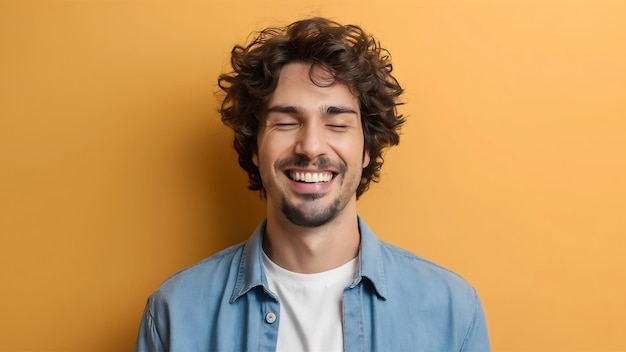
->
[135, 17, 490, 352]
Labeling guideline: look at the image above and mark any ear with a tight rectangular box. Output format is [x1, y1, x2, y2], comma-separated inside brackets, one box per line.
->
[252, 152, 259, 167]
[362, 150, 370, 169]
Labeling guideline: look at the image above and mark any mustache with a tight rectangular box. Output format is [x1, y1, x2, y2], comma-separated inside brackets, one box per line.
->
[275, 155, 345, 172]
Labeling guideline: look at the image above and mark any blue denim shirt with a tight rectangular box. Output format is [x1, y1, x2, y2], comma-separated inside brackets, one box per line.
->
[134, 217, 490, 351]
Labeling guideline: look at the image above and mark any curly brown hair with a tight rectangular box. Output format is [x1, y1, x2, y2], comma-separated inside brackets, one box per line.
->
[218, 17, 404, 199]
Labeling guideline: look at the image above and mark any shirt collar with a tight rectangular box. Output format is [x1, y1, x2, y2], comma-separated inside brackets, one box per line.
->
[354, 216, 388, 299]
[230, 216, 388, 303]
[230, 220, 270, 303]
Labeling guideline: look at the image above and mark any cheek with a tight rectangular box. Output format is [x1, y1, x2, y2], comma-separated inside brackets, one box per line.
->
[334, 139, 367, 167]
[260, 135, 292, 157]
[351, 131, 368, 164]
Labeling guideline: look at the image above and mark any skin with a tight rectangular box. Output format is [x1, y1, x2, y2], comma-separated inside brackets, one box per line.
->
[252, 62, 370, 274]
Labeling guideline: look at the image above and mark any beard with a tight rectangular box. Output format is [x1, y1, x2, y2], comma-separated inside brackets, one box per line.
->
[269, 155, 356, 227]
[280, 195, 342, 227]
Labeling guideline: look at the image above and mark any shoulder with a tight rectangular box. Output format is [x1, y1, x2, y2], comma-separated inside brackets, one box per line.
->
[378, 241, 478, 301]
[150, 242, 245, 302]
[372, 241, 490, 351]
[137, 242, 252, 350]
[358, 217, 478, 303]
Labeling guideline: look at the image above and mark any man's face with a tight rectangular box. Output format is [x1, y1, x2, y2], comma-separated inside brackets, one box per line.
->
[253, 62, 370, 227]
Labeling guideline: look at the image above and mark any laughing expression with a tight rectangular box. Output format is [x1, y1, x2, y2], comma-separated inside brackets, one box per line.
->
[253, 62, 370, 227]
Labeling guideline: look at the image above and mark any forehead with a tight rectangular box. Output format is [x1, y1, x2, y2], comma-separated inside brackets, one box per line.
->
[266, 62, 359, 111]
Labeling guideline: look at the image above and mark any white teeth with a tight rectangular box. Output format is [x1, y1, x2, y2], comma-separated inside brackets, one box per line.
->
[290, 171, 333, 183]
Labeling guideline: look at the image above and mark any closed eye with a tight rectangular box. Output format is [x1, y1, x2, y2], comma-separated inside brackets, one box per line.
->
[272, 122, 300, 130]
[326, 124, 349, 131]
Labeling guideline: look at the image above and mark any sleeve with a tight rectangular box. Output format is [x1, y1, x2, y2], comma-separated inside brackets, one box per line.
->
[460, 290, 491, 352]
[133, 298, 166, 352]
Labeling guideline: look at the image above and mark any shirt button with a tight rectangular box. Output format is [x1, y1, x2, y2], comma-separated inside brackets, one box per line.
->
[265, 312, 277, 324]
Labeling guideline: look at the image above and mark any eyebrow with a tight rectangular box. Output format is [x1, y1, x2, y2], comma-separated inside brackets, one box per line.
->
[265, 105, 305, 115]
[265, 105, 358, 116]
[324, 105, 358, 115]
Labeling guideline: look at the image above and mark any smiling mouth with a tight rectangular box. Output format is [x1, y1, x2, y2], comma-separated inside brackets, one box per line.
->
[287, 170, 334, 183]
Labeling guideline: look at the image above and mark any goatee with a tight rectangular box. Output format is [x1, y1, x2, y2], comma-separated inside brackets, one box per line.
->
[280, 197, 341, 228]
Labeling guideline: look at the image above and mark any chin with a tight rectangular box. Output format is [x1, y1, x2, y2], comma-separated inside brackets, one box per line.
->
[280, 198, 341, 228]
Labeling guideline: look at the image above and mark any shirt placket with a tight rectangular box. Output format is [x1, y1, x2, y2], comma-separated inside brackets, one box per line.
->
[342, 284, 365, 352]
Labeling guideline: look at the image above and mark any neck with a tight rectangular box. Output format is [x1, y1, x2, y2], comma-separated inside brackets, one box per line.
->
[263, 202, 360, 274]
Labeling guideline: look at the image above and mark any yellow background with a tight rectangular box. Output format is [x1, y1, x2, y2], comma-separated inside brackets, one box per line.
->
[1, 0, 625, 351]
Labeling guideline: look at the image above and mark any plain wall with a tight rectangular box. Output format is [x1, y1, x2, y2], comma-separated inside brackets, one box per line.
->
[1, 0, 625, 351]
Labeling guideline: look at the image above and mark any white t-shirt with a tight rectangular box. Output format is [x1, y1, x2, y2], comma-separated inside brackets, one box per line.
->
[262, 251, 358, 352]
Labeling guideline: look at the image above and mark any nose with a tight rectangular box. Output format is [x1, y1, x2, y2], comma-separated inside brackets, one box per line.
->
[294, 122, 327, 159]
